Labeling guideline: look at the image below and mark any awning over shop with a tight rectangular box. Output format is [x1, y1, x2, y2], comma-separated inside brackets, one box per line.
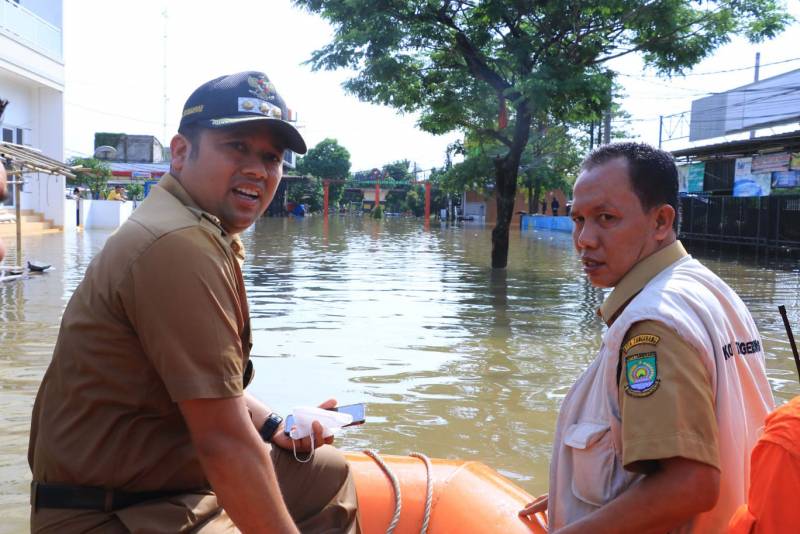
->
[672, 130, 800, 160]
[0, 142, 75, 178]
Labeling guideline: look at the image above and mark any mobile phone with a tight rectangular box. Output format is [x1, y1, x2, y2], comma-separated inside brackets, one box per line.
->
[284, 403, 366, 436]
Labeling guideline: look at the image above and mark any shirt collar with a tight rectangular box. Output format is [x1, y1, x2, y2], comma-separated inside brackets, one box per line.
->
[157, 173, 244, 261]
[599, 240, 688, 325]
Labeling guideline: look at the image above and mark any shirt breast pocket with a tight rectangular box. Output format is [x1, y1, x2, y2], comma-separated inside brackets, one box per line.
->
[565, 421, 628, 507]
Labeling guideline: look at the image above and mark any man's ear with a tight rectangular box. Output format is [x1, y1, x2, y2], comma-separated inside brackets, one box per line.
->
[170, 134, 190, 174]
[653, 204, 676, 240]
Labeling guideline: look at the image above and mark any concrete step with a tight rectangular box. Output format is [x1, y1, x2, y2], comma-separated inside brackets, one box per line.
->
[0, 210, 56, 237]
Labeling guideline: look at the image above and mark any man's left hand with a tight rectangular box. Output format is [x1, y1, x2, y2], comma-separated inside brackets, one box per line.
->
[271, 398, 337, 452]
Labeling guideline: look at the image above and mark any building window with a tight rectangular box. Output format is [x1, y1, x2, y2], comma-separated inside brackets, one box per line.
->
[1, 125, 26, 207]
[1, 126, 26, 144]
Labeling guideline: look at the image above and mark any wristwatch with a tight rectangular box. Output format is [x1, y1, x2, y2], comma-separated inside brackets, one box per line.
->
[259, 412, 283, 443]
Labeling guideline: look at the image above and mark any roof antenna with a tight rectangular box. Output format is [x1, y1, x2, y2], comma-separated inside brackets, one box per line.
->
[778, 305, 800, 383]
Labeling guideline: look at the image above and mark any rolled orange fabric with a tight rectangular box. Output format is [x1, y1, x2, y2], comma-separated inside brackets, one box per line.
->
[728, 396, 800, 533]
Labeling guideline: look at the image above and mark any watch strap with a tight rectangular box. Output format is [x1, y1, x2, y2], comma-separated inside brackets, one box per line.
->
[259, 412, 283, 443]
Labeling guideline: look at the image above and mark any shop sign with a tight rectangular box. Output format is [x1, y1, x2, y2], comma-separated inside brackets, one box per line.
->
[751, 152, 790, 173]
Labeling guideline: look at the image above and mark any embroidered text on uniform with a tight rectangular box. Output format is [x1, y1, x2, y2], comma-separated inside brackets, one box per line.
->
[722, 339, 762, 360]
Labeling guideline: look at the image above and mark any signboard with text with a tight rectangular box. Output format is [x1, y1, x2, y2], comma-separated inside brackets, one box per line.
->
[751, 152, 791, 174]
[771, 170, 800, 195]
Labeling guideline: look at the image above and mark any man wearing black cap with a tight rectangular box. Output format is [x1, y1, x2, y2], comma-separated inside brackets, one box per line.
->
[28, 72, 360, 533]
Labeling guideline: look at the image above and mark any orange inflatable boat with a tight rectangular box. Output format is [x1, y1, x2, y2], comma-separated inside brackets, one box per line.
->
[345, 451, 547, 533]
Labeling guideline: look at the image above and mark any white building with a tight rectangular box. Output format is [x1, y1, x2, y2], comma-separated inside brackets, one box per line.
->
[0, 0, 65, 227]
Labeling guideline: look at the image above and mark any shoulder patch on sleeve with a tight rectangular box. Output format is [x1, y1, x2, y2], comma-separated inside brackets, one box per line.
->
[624, 352, 660, 397]
[622, 334, 661, 354]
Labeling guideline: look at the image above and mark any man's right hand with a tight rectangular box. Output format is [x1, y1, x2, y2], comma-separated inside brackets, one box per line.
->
[519, 493, 548, 517]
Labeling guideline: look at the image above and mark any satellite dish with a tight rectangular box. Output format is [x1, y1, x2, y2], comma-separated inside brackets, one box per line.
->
[93, 145, 117, 160]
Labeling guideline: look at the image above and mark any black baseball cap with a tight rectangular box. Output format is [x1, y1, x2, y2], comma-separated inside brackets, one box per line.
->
[179, 71, 307, 154]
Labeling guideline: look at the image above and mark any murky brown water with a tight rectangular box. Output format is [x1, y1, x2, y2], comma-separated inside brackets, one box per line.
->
[1, 217, 798, 532]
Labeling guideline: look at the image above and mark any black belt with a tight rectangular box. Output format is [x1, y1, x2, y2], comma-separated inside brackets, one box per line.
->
[31, 481, 196, 512]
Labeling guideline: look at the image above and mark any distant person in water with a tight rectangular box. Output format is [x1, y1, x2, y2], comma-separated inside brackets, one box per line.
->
[551, 196, 560, 216]
[106, 185, 127, 201]
[520, 142, 773, 533]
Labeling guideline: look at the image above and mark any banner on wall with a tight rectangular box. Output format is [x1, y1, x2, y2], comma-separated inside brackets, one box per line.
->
[687, 163, 705, 193]
[771, 170, 800, 195]
[733, 157, 771, 197]
[677, 165, 689, 193]
[790, 153, 800, 171]
[751, 152, 791, 173]
[735, 157, 752, 177]
[733, 173, 772, 197]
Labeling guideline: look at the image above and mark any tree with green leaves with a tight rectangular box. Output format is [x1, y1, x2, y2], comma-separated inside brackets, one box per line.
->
[68, 157, 112, 199]
[382, 160, 413, 182]
[294, 0, 790, 268]
[296, 138, 352, 209]
[520, 121, 584, 214]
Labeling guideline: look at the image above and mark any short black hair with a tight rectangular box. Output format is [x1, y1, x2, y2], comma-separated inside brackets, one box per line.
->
[582, 142, 679, 231]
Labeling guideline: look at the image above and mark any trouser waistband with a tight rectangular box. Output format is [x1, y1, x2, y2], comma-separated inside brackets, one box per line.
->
[31, 481, 193, 512]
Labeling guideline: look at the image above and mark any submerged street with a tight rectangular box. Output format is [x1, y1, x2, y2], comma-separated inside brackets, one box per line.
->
[0, 217, 798, 531]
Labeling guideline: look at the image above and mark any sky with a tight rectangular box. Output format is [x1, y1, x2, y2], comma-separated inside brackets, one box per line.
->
[63, 0, 800, 173]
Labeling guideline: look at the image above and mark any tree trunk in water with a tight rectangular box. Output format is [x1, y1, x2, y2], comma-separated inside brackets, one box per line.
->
[532, 177, 543, 216]
[490, 102, 531, 269]
[491, 157, 520, 269]
[527, 184, 533, 214]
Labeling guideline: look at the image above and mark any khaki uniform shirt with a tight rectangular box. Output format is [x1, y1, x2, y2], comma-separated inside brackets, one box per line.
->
[29, 173, 252, 492]
[599, 241, 720, 472]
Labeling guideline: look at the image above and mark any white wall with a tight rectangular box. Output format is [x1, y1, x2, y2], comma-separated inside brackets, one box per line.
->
[82, 199, 133, 229]
[2, 29, 65, 227]
[0, 33, 64, 90]
[19, 0, 63, 29]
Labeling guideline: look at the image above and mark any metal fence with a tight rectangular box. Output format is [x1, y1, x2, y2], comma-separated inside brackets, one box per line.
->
[679, 194, 800, 252]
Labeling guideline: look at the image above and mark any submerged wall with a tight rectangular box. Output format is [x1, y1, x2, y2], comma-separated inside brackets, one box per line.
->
[521, 215, 573, 233]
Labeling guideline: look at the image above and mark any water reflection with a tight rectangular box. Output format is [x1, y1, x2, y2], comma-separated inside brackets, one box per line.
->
[0, 218, 797, 530]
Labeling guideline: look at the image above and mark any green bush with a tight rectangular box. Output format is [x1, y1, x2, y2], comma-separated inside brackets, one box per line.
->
[371, 205, 384, 219]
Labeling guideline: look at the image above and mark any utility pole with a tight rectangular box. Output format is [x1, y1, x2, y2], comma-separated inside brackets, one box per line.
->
[162, 9, 169, 147]
[750, 52, 760, 140]
[658, 115, 664, 149]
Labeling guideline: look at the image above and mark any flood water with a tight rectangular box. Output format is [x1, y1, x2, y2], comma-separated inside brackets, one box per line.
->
[1, 216, 799, 532]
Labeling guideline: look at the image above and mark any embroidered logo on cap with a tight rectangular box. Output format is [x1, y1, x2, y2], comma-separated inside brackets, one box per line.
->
[238, 97, 280, 117]
[182, 104, 204, 117]
[248, 75, 276, 103]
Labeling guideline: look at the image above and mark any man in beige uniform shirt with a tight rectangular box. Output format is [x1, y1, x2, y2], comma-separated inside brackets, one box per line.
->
[29, 72, 360, 533]
[521, 143, 773, 532]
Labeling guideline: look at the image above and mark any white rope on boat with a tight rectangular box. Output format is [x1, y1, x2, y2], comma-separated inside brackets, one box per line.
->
[409, 452, 433, 534]
[363, 450, 402, 534]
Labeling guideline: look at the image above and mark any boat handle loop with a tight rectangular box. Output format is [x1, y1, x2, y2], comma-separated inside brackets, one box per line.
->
[363, 450, 434, 534]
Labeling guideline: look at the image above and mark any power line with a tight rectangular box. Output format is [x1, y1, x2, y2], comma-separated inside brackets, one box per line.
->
[618, 56, 800, 79]
[65, 101, 166, 127]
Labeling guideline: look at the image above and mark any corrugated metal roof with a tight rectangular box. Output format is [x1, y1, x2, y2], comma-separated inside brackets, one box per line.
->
[108, 162, 170, 173]
[672, 130, 800, 159]
[0, 142, 75, 178]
